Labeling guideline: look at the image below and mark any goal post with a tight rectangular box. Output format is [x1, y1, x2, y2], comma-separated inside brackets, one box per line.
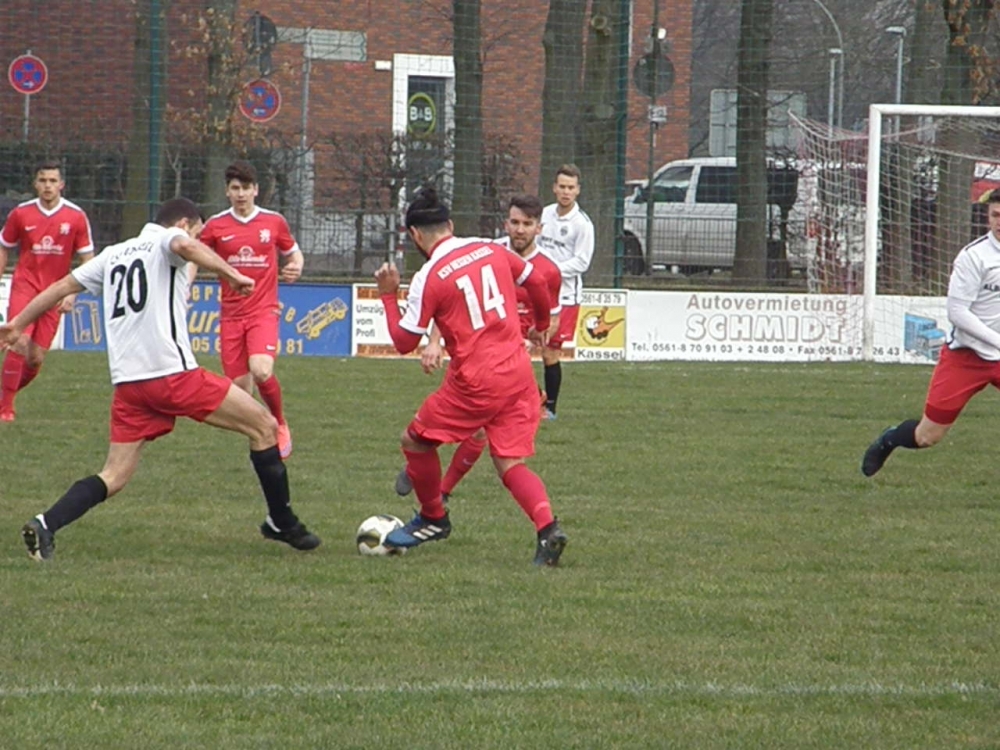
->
[863, 104, 1000, 361]
[791, 105, 1000, 363]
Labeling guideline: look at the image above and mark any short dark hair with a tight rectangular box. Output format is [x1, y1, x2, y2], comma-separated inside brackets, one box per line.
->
[987, 189, 1000, 205]
[155, 197, 203, 227]
[554, 163, 582, 183]
[225, 160, 258, 185]
[34, 160, 63, 179]
[405, 186, 451, 230]
[508, 193, 543, 221]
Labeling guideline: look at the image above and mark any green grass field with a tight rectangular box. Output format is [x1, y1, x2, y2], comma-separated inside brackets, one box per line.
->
[2, 354, 999, 748]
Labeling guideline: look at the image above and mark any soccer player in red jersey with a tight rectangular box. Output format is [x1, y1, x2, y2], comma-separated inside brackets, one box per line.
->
[200, 161, 302, 458]
[0, 161, 94, 421]
[375, 188, 568, 566]
[394, 194, 562, 505]
[1, 197, 320, 562]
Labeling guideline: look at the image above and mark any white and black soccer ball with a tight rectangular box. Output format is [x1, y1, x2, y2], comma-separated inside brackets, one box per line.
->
[356, 514, 406, 556]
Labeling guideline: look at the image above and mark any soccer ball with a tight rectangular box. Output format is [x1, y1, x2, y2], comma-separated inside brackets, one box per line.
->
[356, 514, 406, 556]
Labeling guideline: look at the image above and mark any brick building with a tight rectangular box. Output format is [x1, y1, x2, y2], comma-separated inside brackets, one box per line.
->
[0, 1, 691, 262]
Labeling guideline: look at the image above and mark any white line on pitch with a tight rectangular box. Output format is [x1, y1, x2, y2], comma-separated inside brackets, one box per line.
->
[0, 680, 996, 699]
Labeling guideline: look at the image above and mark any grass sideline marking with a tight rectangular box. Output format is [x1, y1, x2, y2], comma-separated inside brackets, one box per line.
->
[1, 680, 997, 699]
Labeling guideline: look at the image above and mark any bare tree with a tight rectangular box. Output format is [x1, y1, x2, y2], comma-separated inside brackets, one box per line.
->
[452, 0, 484, 236]
[579, 0, 627, 283]
[734, 0, 774, 282]
[539, 0, 587, 194]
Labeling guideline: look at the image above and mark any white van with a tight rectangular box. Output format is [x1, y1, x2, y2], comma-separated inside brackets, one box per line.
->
[622, 157, 804, 274]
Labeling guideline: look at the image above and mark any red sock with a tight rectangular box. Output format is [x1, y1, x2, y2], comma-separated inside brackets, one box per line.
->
[19, 363, 40, 391]
[402, 447, 446, 520]
[442, 436, 487, 494]
[1, 351, 26, 410]
[257, 375, 285, 424]
[501, 463, 554, 531]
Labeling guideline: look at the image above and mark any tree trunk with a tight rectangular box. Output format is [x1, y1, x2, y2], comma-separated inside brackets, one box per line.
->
[201, 1, 239, 215]
[452, 0, 484, 236]
[122, 2, 166, 236]
[578, 0, 625, 285]
[539, 0, 586, 196]
[934, 0, 992, 287]
[733, 0, 772, 283]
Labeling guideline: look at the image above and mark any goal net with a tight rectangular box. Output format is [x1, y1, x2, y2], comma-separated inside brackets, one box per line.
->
[791, 105, 1000, 362]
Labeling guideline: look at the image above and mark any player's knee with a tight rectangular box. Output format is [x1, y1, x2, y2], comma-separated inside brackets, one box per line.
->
[256, 410, 279, 444]
[249, 360, 274, 383]
[25, 350, 45, 369]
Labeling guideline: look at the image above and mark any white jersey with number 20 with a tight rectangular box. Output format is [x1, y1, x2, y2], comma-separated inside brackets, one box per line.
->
[72, 223, 196, 385]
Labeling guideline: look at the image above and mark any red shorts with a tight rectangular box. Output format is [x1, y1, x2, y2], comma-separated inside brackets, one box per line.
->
[110, 368, 231, 443]
[7, 284, 61, 350]
[548, 304, 579, 349]
[220, 311, 280, 379]
[924, 346, 1000, 425]
[408, 356, 540, 458]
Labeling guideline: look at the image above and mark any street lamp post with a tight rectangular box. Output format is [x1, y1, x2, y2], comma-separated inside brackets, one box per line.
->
[805, 0, 844, 129]
[827, 48, 842, 131]
[886, 26, 906, 104]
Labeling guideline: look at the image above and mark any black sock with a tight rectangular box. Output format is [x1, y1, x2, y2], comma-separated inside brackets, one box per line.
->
[43, 475, 109, 533]
[544, 362, 562, 412]
[885, 419, 920, 449]
[250, 446, 298, 530]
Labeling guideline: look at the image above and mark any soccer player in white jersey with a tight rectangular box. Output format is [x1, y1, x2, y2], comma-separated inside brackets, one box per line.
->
[537, 164, 594, 420]
[862, 190, 1000, 476]
[0, 197, 320, 561]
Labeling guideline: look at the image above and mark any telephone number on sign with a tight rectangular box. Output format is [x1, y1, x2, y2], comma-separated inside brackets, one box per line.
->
[189, 336, 305, 355]
[648, 342, 737, 354]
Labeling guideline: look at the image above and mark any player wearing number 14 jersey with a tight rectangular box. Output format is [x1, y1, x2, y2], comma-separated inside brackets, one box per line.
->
[0, 198, 320, 562]
[200, 160, 303, 459]
[374, 187, 568, 566]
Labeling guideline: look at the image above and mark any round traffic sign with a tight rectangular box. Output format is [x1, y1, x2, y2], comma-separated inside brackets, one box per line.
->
[632, 53, 675, 99]
[8, 54, 48, 95]
[239, 79, 281, 123]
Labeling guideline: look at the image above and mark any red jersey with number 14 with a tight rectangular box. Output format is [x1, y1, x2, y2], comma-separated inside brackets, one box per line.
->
[399, 236, 536, 393]
[0, 198, 94, 293]
[200, 206, 299, 319]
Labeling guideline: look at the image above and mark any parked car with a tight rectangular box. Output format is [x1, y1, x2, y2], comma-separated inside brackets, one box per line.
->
[622, 157, 804, 275]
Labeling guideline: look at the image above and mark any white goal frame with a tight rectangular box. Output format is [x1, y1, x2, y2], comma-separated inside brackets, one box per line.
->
[863, 104, 1000, 360]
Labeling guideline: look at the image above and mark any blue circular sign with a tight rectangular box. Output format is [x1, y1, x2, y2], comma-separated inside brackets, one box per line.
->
[239, 79, 281, 123]
[8, 54, 48, 95]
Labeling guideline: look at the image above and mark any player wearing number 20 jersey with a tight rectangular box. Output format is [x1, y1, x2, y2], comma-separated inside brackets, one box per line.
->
[72, 222, 195, 385]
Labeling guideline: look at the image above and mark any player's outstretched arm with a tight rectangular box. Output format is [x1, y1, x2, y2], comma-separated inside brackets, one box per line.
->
[170, 235, 255, 296]
[0, 246, 8, 282]
[0, 274, 84, 348]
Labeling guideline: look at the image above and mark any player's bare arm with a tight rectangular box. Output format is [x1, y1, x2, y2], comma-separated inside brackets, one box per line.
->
[0, 245, 7, 282]
[421, 322, 443, 374]
[279, 249, 304, 283]
[58, 251, 95, 313]
[0, 274, 85, 348]
[170, 235, 255, 296]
